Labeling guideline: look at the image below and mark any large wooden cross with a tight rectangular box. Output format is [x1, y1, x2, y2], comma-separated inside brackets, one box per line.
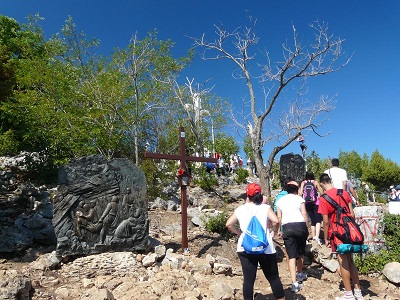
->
[145, 126, 218, 253]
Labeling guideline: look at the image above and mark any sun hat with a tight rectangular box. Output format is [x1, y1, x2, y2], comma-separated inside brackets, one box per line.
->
[246, 183, 261, 196]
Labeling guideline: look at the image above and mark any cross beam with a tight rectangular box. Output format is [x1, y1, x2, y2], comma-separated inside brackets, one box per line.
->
[145, 127, 218, 252]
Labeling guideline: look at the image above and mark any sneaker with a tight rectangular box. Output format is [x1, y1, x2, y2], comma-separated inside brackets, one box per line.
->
[353, 289, 364, 300]
[291, 281, 303, 293]
[296, 272, 308, 282]
[335, 290, 356, 300]
[313, 236, 322, 246]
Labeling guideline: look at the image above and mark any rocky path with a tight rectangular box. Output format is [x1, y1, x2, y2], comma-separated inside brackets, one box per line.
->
[1, 209, 400, 299]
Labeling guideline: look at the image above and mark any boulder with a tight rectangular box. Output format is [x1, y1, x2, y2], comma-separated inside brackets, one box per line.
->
[53, 155, 149, 256]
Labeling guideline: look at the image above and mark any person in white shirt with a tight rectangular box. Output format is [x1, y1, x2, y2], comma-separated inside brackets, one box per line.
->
[390, 185, 400, 201]
[226, 183, 285, 300]
[324, 158, 348, 191]
[276, 180, 309, 293]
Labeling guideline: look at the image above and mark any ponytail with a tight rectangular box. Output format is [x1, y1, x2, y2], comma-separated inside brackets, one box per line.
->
[249, 193, 263, 205]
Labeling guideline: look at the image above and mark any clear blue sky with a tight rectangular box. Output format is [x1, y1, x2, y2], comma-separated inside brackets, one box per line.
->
[1, 0, 399, 164]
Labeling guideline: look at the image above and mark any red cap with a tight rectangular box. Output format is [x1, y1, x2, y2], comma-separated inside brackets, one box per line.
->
[246, 183, 261, 196]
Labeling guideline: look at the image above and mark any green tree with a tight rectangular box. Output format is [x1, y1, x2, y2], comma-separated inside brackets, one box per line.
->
[338, 150, 368, 179]
[363, 150, 400, 191]
[214, 132, 239, 160]
[306, 151, 330, 179]
[0, 15, 53, 155]
[112, 31, 194, 164]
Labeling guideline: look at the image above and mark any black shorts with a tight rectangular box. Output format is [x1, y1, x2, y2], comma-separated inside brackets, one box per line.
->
[305, 203, 323, 226]
[282, 222, 308, 259]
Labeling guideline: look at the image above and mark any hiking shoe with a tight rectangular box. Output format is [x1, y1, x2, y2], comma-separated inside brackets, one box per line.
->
[296, 272, 308, 282]
[291, 281, 303, 293]
[353, 289, 364, 300]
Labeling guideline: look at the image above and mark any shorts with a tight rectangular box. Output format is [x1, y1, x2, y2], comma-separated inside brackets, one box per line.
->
[282, 222, 308, 259]
[305, 203, 323, 226]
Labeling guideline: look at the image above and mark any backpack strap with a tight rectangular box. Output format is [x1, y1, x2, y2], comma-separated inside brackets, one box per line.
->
[246, 204, 258, 217]
[322, 193, 349, 211]
[321, 193, 349, 224]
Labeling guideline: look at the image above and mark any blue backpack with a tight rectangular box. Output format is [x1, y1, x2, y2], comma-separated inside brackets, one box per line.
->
[242, 210, 269, 254]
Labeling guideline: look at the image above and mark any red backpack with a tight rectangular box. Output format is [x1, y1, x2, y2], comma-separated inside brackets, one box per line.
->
[322, 192, 364, 246]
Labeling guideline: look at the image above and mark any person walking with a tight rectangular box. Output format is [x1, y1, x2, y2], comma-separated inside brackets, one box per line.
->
[226, 183, 285, 300]
[318, 173, 364, 300]
[324, 158, 348, 191]
[299, 171, 324, 246]
[347, 179, 360, 207]
[276, 180, 309, 293]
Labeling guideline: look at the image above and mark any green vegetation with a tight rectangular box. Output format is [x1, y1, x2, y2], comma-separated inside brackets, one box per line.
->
[203, 211, 233, 239]
[234, 167, 249, 184]
[194, 166, 218, 191]
[355, 214, 400, 273]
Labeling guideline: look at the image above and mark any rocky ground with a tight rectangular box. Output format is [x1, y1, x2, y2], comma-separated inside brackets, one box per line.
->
[1, 183, 400, 300]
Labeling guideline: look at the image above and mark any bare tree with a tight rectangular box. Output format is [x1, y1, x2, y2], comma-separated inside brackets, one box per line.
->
[192, 20, 350, 196]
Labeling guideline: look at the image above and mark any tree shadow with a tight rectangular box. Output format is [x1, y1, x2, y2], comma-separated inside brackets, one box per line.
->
[337, 278, 379, 298]
[306, 264, 324, 280]
[189, 234, 226, 257]
[254, 290, 307, 299]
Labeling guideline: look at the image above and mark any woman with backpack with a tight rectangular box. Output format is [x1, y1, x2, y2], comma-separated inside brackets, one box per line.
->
[276, 180, 309, 293]
[226, 183, 285, 300]
[299, 171, 324, 246]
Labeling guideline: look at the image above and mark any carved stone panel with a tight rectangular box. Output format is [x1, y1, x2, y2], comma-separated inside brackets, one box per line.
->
[53, 155, 149, 256]
[279, 153, 305, 186]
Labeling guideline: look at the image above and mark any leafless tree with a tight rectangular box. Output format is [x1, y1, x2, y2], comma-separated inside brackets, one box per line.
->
[191, 20, 350, 196]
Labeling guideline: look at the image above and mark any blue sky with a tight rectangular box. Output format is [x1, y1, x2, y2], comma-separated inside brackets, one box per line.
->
[1, 1, 399, 164]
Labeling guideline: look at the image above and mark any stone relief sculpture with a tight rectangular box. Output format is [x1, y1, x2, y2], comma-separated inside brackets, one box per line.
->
[53, 155, 149, 256]
[98, 195, 119, 243]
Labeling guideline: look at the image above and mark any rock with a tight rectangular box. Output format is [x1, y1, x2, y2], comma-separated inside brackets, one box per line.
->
[213, 263, 232, 275]
[279, 153, 305, 185]
[382, 262, 400, 284]
[86, 288, 115, 300]
[321, 259, 340, 272]
[161, 249, 186, 269]
[210, 280, 235, 300]
[0, 270, 31, 300]
[53, 155, 149, 256]
[142, 253, 157, 267]
[154, 244, 166, 260]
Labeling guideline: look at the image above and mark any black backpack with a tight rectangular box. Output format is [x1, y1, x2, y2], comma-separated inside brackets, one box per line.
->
[303, 181, 317, 202]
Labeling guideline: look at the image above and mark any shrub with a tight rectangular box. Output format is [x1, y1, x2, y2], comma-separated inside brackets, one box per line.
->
[194, 167, 218, 191]
[235, 167, 249, 184]
[0, 130, 19, 156]
[203, 211, 233, 239]
[354, 250, 393, 274]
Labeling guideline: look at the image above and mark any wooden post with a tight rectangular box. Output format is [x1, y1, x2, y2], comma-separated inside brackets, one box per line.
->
[145, 127, 217, 253]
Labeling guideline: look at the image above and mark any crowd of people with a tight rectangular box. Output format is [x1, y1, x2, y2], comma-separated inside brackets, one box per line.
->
[226, 158, 366, 300]
[204, 153, 244, 175]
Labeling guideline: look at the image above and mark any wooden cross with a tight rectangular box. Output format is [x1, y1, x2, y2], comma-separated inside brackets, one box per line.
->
[145, 126, 218, 253]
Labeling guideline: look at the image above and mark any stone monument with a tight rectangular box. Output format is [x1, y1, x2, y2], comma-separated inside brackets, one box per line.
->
[279, 153, 305, 186]
[53, 155, 149, 256]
